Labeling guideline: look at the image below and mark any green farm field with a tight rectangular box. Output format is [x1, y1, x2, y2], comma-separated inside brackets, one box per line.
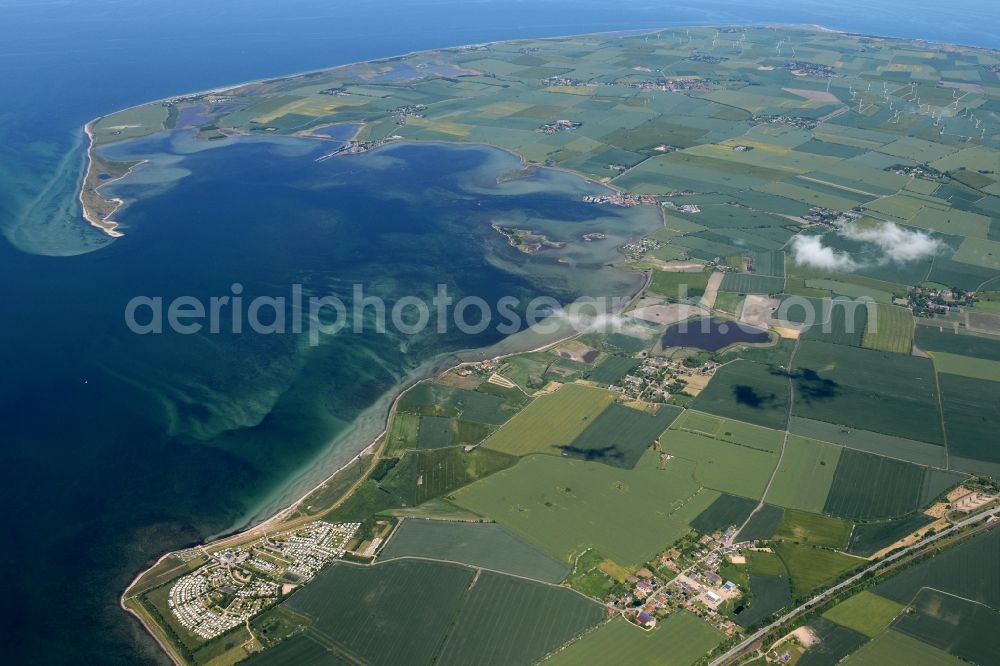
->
[649, 270, 711, 301]
[587, 355, 641, 384]
[242, 634, 347, 666]
[862, 303, 914, 354]
[734, 573, 792, 629]
[677, 409, 784, 453]
[791, 342, 943, 445]
[416, 415, 455, 449]
[915, 326, 1000, 361]
[764, 436, 841, 513]
[799, 298, 869, 347]
[286, 560, 474, 665]
[660, 428, 779, 500]
[842, 630, 964, 666]
[929, 351, 1000, 382]
[435, 571, 604, 666]
[938, 373, 1000, 469]
[377, 519, 570, 583]
[385, 413, 420, 455]
[398, 381, 520, 424]
[673, 411, 784, 453]
[875, 529, 1000, 610]
[847, 513, 935, 557]
[482, 384, 615, 457]
[798, 618, 868, 666]
[286, 559, 602, 666]
[564, 403, 681, 469]
[822, 449, 927, 520]
[805, 279, 893, 304]
[737, 504, 784, 542]
[787, 416, 947, 468]
[543, 612, 724, 666]
[774, 543, 864, 598]
[452, 450, 705, 567]
[378, 446, 517, 507]
[690, 493, 759, 535]
[773, 509, 853, 549]
[822, 591, 905, 637]
[691, 360, 790, 430]
[891, 588, 1000, 666]
[719, 273, 785, 295]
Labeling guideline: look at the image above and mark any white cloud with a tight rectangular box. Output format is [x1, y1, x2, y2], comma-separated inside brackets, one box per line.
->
[840, 222, 942, 263]
[789, 234, 858, 270]
[553, 308, 655, 338]
[790, 222, 943, 271]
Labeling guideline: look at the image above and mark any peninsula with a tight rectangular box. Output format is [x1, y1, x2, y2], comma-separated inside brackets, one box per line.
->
[105, 25, 1000, 666]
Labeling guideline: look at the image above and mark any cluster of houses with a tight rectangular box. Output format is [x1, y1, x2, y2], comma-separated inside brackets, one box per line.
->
[885, 163, 945, 181]
[541, 76, 593, 88]
[168, 569, 280, 640]
[537, 119, 582, 134]
[781, 61, 836, 77]
[455, 358, 501, 380]
[801, 206, 862, 228]
[167, 521, 359, 640]
[260, 521, 359, 581]
[393, 104, 427, 126]
[610, 356, 715, 404]
[619, 237, 664, 261]
[583, 193, 659, 207]
[622, 78, 715, 93]
[908, 284, 973, 317]
[616, 528, 746, 637]
[685, 54, 728, 64]
[752, 114, 821, 130]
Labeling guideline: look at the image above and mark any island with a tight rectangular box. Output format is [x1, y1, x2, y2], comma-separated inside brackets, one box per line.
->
[99, 24, 1000, 666]
[491, 222, 566, 253]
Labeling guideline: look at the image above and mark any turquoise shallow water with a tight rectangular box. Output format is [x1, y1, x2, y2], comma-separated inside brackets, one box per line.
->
[0, 132, 661, 663]
[2, 0, 999, 662]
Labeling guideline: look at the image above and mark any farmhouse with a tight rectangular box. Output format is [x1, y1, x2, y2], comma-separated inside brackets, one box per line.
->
[636, 611, 657, 628]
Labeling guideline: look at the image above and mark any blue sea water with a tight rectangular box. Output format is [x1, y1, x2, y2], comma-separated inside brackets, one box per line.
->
[1, 0, 999, 663]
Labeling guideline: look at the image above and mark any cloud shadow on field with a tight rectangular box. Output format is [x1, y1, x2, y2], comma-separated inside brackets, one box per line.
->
[789, 367, 839, 403]
[556, 443, 626, 465]
[732, 384, 778, 410]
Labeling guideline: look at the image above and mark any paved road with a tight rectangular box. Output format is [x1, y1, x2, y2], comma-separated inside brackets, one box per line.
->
[711, 506, 1000, 666]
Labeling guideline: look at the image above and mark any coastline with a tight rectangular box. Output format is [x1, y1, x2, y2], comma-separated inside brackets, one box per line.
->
[79, 120, 148, 238]
[95, 22, 1000, 663]
[76, 21, 1000, 240]
[118, 320, 602, 665]
[119, 249, 654, 661]
[75, 26, 667, 238]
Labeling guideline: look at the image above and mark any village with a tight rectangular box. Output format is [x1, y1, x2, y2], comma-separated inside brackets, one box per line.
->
[751, 114, 821, 130]
[612, 528, 746, 639]
[583, 192, 660, 207]
[537, 119, 582, 134]
[622, 77, 716, 93]
[907, 284, 975, 317]
[608, 355, 718, 404]
[167, 521, 359, 640]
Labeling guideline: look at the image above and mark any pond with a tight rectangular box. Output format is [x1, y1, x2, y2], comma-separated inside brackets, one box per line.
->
[661, 318, 771, 352]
